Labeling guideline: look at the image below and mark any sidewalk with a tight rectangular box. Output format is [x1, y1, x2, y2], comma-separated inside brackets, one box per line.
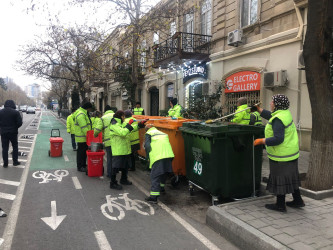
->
[207, 151, 333, 250]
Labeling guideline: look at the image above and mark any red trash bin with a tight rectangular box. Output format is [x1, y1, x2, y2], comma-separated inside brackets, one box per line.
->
[49, 129, 64, 157]
[86, 150, 105, 177]
[86, 130, 102, 147]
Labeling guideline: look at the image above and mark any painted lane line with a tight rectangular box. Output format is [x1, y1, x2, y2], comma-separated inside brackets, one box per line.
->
[8, 164, 25, 169]
[17, 139, 34, 142]
[17, 149, 30, 153]
[2, 116, 39, 250]
[72, 177, 82, 190]
[0, 192, 16, 200]
[17, 140, 33, 144]
[64, 155, 69, 162]
[8, 158, 27, 162]
[94, 231, 112, 250]
[0, 238, 3, 246]
[0, 179, 20, 187]
[18, 146, 31, 149]
[131, 178, 221, 250]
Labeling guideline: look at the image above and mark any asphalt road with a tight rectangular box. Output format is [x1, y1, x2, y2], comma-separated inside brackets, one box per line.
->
[0, 111, 238, 250]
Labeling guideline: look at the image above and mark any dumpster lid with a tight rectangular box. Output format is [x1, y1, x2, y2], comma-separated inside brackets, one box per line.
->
[154, 119, 198, 130]
[179, 121, 264, 136]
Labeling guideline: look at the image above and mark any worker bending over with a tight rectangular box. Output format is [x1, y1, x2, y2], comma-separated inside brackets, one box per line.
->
[144, 124, 175, 203]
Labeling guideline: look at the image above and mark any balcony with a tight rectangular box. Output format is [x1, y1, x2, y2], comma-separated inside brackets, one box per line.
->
[112, 65, 145, 82]
[153, 32, 212, 68]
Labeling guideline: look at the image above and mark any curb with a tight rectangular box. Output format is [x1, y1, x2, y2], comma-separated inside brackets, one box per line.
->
[206, 196, 287, 250]
[299, 187, 333, 200]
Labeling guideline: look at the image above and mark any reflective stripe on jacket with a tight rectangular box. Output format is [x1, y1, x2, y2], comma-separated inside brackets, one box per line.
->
[109, 117, 138, 156]
[66, 113, 75, 134]
[133, 107, 144, 115]
[231, 104, 251, 124]
[74, 107, 92, 142]
[94, 110, 114, 147]
[251, 111, 263, 126]
[265, 109, 299, 162]
[168, 104, 182, 118]
[124, 117, 140, 146]
[146, 127, 174, 169]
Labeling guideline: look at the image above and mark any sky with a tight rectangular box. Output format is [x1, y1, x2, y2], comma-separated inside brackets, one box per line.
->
[0, 0, 123, 91]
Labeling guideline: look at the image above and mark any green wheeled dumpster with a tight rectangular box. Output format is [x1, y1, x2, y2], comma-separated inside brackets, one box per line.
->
[179, 122, 264, 205]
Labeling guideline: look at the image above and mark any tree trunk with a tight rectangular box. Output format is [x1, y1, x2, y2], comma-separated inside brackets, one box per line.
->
[304, 0, 333, 190]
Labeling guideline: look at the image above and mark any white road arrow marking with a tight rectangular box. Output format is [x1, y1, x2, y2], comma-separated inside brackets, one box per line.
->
[41, 201, 66, 230]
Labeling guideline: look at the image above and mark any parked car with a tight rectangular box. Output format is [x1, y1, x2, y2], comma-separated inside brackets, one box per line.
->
[35, 107, 41, 111]
[26, 107, 36, 114]
[20, 105, 27, 112]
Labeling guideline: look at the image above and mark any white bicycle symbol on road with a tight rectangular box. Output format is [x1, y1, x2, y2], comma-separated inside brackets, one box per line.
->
[101, 193, 155, 221]
[32, 170, 69, 184]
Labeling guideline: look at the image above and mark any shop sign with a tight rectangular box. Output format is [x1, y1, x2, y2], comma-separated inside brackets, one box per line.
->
[225, 71, 260, 93]
[183, 63, 207, 83]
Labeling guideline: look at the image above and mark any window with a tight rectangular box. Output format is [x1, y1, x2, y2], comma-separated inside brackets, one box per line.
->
[241, 0, 258, 27]
[201, 0, 212, 35]
[183, 12, 194, 33]
[153, 32, 159, 44]
[170, 22, 176, 36]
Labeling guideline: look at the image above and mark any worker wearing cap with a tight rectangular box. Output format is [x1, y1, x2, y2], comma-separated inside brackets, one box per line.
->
[133, 102, 145, 115]
[67, 108, 77, 151]
[230, 97, 251, 124]
[74, 102, 93, 172]
[94, 105, 114, 177]
[144, 124, 174, 203]
[168, 98, 183, 118]
[124, 110, 140, 171]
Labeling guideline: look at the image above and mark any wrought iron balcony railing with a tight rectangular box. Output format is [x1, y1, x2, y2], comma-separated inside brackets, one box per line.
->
[153, 32, 212, 66]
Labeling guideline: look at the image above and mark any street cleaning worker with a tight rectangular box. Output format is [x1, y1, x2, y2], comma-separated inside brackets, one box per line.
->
[124, 110, 140, 171]
[67, 108, 77, 151]
[94, 105, 114, 177]
[133, 102, 145, 115]
[109, 110, 147, 190]
[249, 106, 263, 126]
[254, 94, 304, 212]
[91, 111, 102, 130]
[74, 102, 93, 172]
[144, 124, 174, 203]
[168, 98, 183, 118]
[230, 97, 251, 124]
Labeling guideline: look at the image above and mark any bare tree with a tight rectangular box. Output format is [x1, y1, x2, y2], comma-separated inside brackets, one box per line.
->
[18, 25, 105, 100]
[303, 0, 333, 190]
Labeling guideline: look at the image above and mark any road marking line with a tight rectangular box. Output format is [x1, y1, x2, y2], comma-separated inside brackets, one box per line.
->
[64, 155, 69, 162]
[18, 146, 31, 149]
[8, 158, 27, 162]
[94, 231, 112, 250]
[18, 140, 33, 143]
[131, 178, 221, 250]
[0, 179, 20, 186]
[0, 192, 16, 200]
[18, 139, 34, 142]
[72, 177, 82, 189]
[8, 164, 25, 169]
[0, 238, 3, 246]
[2, 119, 38, 250]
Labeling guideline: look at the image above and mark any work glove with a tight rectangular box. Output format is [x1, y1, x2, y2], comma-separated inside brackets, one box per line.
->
[254, 138, 266, 146]
[138, 119, 149, 128]
[125, 123, 134, 132]
[128, 119, 135, 125]
[251, 105, 258, 111]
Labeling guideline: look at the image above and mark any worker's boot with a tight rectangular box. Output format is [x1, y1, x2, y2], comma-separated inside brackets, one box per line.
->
[265, 195, 286, 212]
[145, 196, 158, 204]
[286, 189, 305, 208]
[110, 175, 122, 190]
[120, 169, 132, 185]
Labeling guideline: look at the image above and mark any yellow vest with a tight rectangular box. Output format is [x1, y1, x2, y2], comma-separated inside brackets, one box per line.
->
[265, 109, 299, 161]
[146, 127, 174, 169]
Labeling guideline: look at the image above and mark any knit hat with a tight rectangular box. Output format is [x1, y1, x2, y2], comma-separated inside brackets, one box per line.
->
[237, 97, 247, 106]
[81, 102, 93, 109]
[124, 109, 133, 118]
[272, 94, 290, 111]
[114, 110, 124, 119]
[170, 98, 178, 106]
[104, 105, 112, 111]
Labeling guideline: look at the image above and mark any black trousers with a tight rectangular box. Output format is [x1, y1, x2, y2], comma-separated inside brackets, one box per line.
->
[77, 142, 88, 170]
[1, 133, 18, 165]
[71, 134, 77, 149]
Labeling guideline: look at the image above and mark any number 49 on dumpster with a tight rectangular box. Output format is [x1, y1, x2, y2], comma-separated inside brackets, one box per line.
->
[193, 161, 203, 176]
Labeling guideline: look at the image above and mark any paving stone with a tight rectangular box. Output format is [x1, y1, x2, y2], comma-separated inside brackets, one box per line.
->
[236, 213, 256, 222]
[227, 208, 245, 216]
[272, 219, 292, 228]
[281, 226, 303, 236]
[317, 244, 333, 250]
[248, 211, 266, 219]
[289, 241, 315, 250]
[274, 233, 298, 245]
[247, 219, 268, 228]
[294, 235, 318, 245]
[259, 226, 282, 237]
[309, 237, 333, 249]
[302, 213, 324, 221]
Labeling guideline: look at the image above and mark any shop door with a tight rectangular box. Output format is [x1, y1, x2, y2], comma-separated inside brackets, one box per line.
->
[150, 87, 159, 116]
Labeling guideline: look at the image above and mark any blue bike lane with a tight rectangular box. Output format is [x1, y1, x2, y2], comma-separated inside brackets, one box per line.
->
[7, 111, 229, 250]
